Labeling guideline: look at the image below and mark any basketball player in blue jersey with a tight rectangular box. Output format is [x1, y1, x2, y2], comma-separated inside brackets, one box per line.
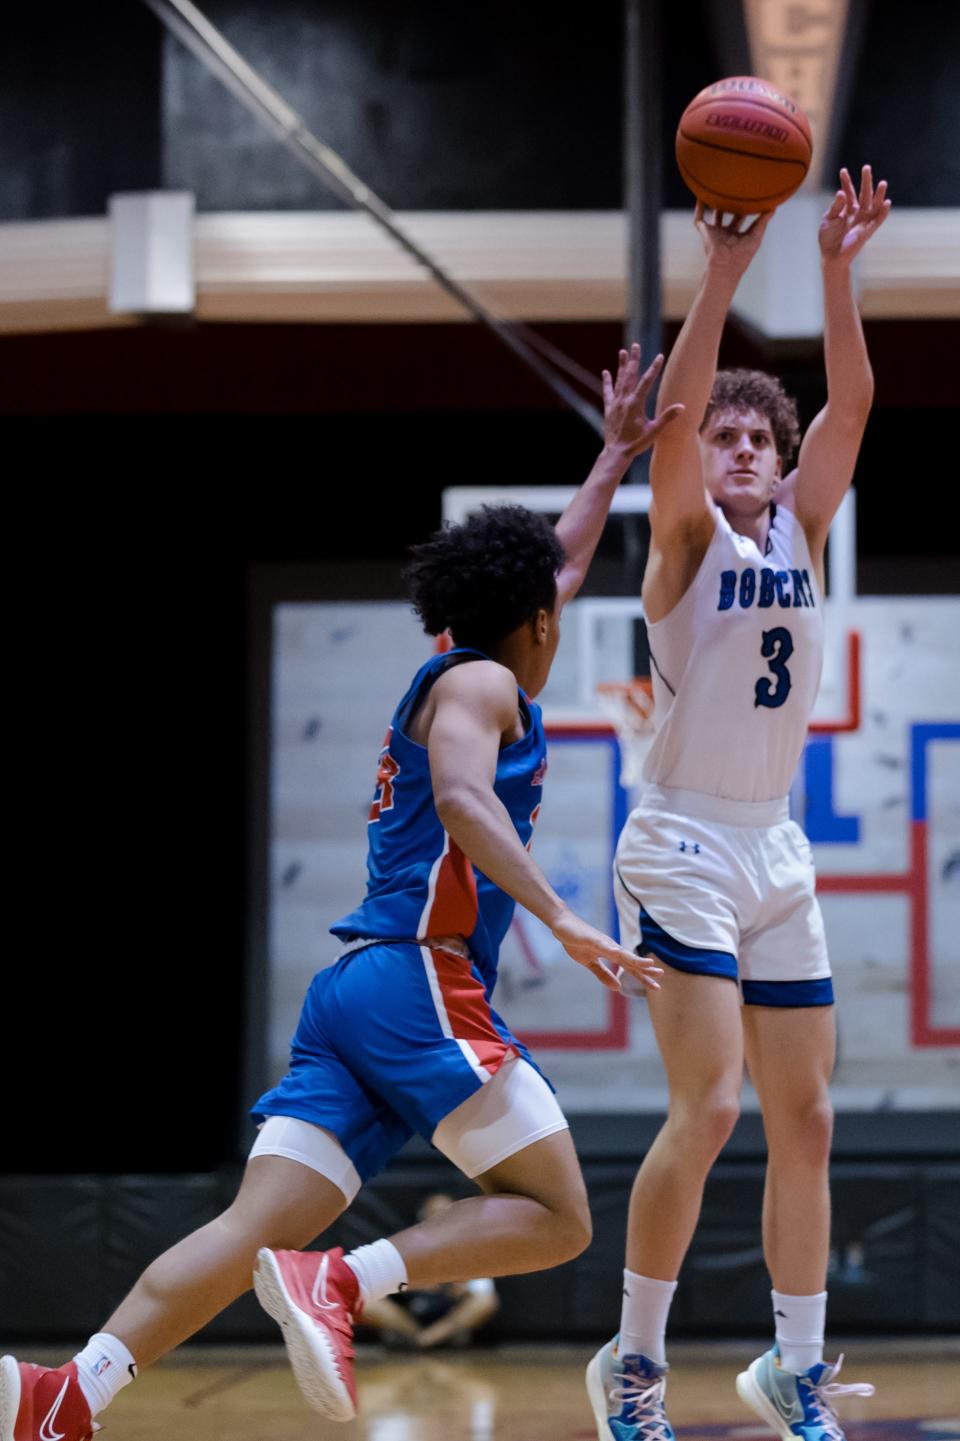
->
[587, 166, 890, 1441]
[1, 346, 680, 1441]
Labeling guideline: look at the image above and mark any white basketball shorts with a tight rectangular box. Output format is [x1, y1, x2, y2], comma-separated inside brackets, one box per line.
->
[614, 784, 832, 1006]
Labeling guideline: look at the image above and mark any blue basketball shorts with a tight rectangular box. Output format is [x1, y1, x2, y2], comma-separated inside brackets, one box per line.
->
[252, 939, 551, 1185]
[614, 784, 833, 1007]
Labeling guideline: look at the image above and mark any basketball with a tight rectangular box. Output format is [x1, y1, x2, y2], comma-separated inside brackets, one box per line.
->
[675, 76, 812, 213]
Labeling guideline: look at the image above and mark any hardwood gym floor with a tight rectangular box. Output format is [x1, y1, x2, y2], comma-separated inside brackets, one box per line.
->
[42, 1340, 958, 1440]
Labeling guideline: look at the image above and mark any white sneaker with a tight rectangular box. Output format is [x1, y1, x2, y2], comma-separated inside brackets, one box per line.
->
[586, 1336, 675, 1441]
[736, 1344, 875, 1439]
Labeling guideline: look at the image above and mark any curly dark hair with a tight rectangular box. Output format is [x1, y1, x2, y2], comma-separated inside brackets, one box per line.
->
[405, 504, 566, 652]
[702, 368, 801, 465]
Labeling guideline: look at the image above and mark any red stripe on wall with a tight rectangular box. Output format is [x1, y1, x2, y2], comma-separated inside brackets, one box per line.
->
[815, 823, 958, 1047]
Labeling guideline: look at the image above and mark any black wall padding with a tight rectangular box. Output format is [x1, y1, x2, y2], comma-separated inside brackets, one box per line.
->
[682, 1167, 769, 1332]
[923, 1164, 960, 1330]
[1, 1161, 957, 1344]
[0, 1178, 107, 1337]
[827, 1168, 924, 1330]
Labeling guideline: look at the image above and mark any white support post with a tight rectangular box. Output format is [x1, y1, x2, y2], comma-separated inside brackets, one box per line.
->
[109, 192, 195, 315]
[734, 194, 836, 339]
[829, 487, 856, 606]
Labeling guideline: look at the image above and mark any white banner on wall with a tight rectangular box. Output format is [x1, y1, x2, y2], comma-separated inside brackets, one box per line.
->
[267, 598, 959, 1113]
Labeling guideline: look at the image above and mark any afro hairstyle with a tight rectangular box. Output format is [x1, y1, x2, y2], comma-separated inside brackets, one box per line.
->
[405, 504, 565, 653]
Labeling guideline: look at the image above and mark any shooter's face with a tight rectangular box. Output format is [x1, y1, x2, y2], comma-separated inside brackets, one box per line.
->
[699, 408, 782, 517]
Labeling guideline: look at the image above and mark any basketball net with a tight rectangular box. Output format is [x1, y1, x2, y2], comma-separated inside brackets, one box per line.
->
[596, 678, 656, 789]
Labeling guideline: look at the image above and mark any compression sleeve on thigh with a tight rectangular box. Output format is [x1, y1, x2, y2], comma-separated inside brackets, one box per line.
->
[250, 1115, 362, 1203]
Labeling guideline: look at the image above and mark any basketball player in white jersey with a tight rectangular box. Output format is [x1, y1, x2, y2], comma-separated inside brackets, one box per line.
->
[588, 166, 890, 1441]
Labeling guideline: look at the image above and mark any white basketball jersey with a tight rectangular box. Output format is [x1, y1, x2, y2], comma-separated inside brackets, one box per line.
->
[642, 504, 824, 802]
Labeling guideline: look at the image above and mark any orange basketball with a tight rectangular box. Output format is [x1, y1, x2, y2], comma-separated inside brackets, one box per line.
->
[675, 76, 812, 213]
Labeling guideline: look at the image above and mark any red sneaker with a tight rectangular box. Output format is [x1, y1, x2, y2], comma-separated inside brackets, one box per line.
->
[0, 1359, 96, 1441]
[253, 1246, 362, 1421]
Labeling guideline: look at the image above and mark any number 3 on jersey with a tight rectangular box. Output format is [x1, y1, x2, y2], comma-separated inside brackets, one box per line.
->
[754, 626, 793, 709]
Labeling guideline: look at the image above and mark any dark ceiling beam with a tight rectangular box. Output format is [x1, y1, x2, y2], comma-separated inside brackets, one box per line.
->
[141, 0, 605, 436]
[705, 0, 752, 76]
[822, 0, 869, 181]
[738, 0, 865, 191]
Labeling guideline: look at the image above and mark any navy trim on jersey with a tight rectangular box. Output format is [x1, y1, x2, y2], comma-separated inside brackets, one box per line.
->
[741, 977, 835, 1007]
[636, 901, 737, 981]
[396, 647, 483, 733]
[648, 646, 676, 697]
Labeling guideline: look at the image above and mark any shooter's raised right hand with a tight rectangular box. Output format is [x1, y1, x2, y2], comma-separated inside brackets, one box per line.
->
[695, 202, 773, 280]
[550, 906, 662, 993]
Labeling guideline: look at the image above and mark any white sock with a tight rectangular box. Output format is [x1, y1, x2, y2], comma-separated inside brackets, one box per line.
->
[73, 1333, 138, 1417]
[343, 1238, 408, 1303]
[773, 1289, 827, 1373]
[619, 1269, 678, 1364]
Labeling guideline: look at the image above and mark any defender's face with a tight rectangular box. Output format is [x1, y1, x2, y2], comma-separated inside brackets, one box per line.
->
[699, 408, 782, 516]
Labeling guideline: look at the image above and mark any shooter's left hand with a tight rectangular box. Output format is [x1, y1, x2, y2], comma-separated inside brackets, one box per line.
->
[819, 165, 891, 267]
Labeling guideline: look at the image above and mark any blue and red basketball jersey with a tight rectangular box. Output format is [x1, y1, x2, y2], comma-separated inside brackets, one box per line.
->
[332, 648, 547, 993]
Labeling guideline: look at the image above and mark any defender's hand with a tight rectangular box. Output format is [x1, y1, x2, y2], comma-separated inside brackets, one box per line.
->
[550, 907, 662, 992]
[602, 344, 684, 460]
[819, 165, 891, 267]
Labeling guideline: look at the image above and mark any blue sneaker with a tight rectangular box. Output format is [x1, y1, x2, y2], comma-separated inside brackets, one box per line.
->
[736, 1345, 875, 1439]
[586, 1337, 675, 1441]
